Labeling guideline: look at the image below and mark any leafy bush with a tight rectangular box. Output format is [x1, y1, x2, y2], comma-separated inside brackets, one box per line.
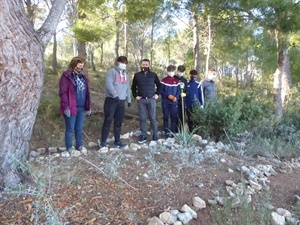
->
[192, 90, 270, 140]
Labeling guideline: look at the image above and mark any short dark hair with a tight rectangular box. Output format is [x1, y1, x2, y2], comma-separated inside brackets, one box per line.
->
[117, 56, 128, 64]
[68, 56, 85, 70]
[141, 58, 150, 64]
[189, 69, 198, 75]
[177, 65, 185, 72]
[167, 65, 176, 71]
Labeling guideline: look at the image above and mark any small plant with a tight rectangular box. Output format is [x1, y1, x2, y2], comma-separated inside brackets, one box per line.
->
[169, 124, 200, 146]
[210, 184, 272, 225]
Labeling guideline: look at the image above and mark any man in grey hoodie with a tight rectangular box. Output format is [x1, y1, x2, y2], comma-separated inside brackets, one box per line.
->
[99, 56, 132, 148]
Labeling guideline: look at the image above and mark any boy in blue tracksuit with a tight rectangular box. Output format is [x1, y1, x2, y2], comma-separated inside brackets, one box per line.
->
[161, 65, 180, 138]
[186, 69, 204, 132]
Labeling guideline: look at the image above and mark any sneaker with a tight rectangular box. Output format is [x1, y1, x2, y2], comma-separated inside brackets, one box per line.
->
[114, 140, 127, 148]
[98, 141, 106, 148]
[138, 135, 147, 144]
[152, 135, 158, 141]
[76, 146, 83, 151]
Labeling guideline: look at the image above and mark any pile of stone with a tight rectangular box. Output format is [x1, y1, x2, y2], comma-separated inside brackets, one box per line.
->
[147, 196, 206, 225]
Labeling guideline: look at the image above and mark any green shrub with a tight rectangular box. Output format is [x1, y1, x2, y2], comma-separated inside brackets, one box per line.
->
[192, 90, 270, 139]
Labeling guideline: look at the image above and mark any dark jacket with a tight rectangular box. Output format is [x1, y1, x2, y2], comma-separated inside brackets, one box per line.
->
[161, 76, 180, 105]
[59, 70, 91, 116]
[175, 75, 188, 105]
[131, 70, 161, 98]
[186, 80, 203, 108]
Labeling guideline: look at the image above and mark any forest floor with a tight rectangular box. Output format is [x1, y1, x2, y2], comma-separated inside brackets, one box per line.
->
[1, 73, 300, 225]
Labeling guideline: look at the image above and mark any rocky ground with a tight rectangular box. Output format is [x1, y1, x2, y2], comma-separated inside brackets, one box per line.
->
[1, 128, 300, 225]
[1, 74, 300, 224]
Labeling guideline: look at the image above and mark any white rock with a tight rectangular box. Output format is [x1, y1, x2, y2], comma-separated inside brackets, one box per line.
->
[225, 180, 236, 186]
[147, 216, 164, 225]
[220, 158, 226, 163]
[174, 221, 183, 225]
[228, 168, 234, 173]
[199, 139, 208, 145]
[192, 197, 206, 209]
[207, 199, 218, 205]
[276, 208, 292, 217]
[130, 143, 141, 150]
[216, 141, 225, 150]
[88, 142, 98, 148]
[285, 216, 299, 224]
[98, 147, 109, 153]
[80, 146, 88, 156]
[156, 139, 163, 146]
[58, 146, 67, 152]
[30, 151, 39, 158]
[107, 137, 114, 143]
[271, 212, 285, 225]
[215, 196, 225, 205]
[71, 150, 81, 157]
[149, 141, 157, 147]
[192, 134, 202, 142]
[249, 180, 262, 191]
[36, 148, 46, 155]
[121, 133, 130, 139]
[143, 173, 149, 179]
[181, 204, 197, 219]
[159, 211, 177, 224]
[61, 151, 70, 157]
[53, 153, 60, 157]
[166, 137, 176, 144]
[170, 209, 180, 216]
[48, 147, 58, 153]
[177, 212, 193, 223]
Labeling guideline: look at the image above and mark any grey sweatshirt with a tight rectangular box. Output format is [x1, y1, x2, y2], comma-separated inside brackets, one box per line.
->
[104, 66, 131, 103]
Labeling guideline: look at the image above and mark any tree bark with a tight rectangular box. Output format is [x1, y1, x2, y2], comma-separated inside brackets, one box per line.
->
[0, 0, 66, 189]
[115, 20, 120, 58]
[150, 15, 155, 64]
[273, 48, 292, 116]
[281, 49, 292, 105]
[205, 15, 211, 75]
[52, 32, 59, 74]
[193, 12, 200, 72]
[274, 50, 284, 116]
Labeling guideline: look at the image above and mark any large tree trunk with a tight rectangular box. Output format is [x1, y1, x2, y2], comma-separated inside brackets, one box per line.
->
[124, 22, 128, 56]
[281, 49, 292, 105]
[52, 32, 59, 75]
[274, 49, 291, 116]
[150, 15, 155, 64]
[205, 15, 211, 75]
[193, 12, 200, 72]
[0, 0, 66, 189]
[115, 20, 120, 58]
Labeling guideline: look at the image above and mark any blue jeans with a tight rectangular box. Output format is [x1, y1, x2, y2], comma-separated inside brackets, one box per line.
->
[64, 107, 85, 149]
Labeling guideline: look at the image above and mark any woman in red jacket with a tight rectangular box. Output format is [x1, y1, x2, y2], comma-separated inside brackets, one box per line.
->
[59, 57, 91, 151]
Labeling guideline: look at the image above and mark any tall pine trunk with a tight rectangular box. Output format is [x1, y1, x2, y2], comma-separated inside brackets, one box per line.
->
[193, 12, 200, 72]
[52, 32, 59, 75]
[0, 0, 66, 188]
[274, 49, 291, 116]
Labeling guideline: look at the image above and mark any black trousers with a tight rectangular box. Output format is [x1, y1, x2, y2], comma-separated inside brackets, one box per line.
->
[101, 97, 125, 143]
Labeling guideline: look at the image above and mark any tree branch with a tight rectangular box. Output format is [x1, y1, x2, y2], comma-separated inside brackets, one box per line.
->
[36, 0, 67, 47]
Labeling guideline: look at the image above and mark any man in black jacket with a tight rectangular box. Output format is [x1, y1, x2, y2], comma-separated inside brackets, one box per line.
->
[131, 59, 161, 143]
